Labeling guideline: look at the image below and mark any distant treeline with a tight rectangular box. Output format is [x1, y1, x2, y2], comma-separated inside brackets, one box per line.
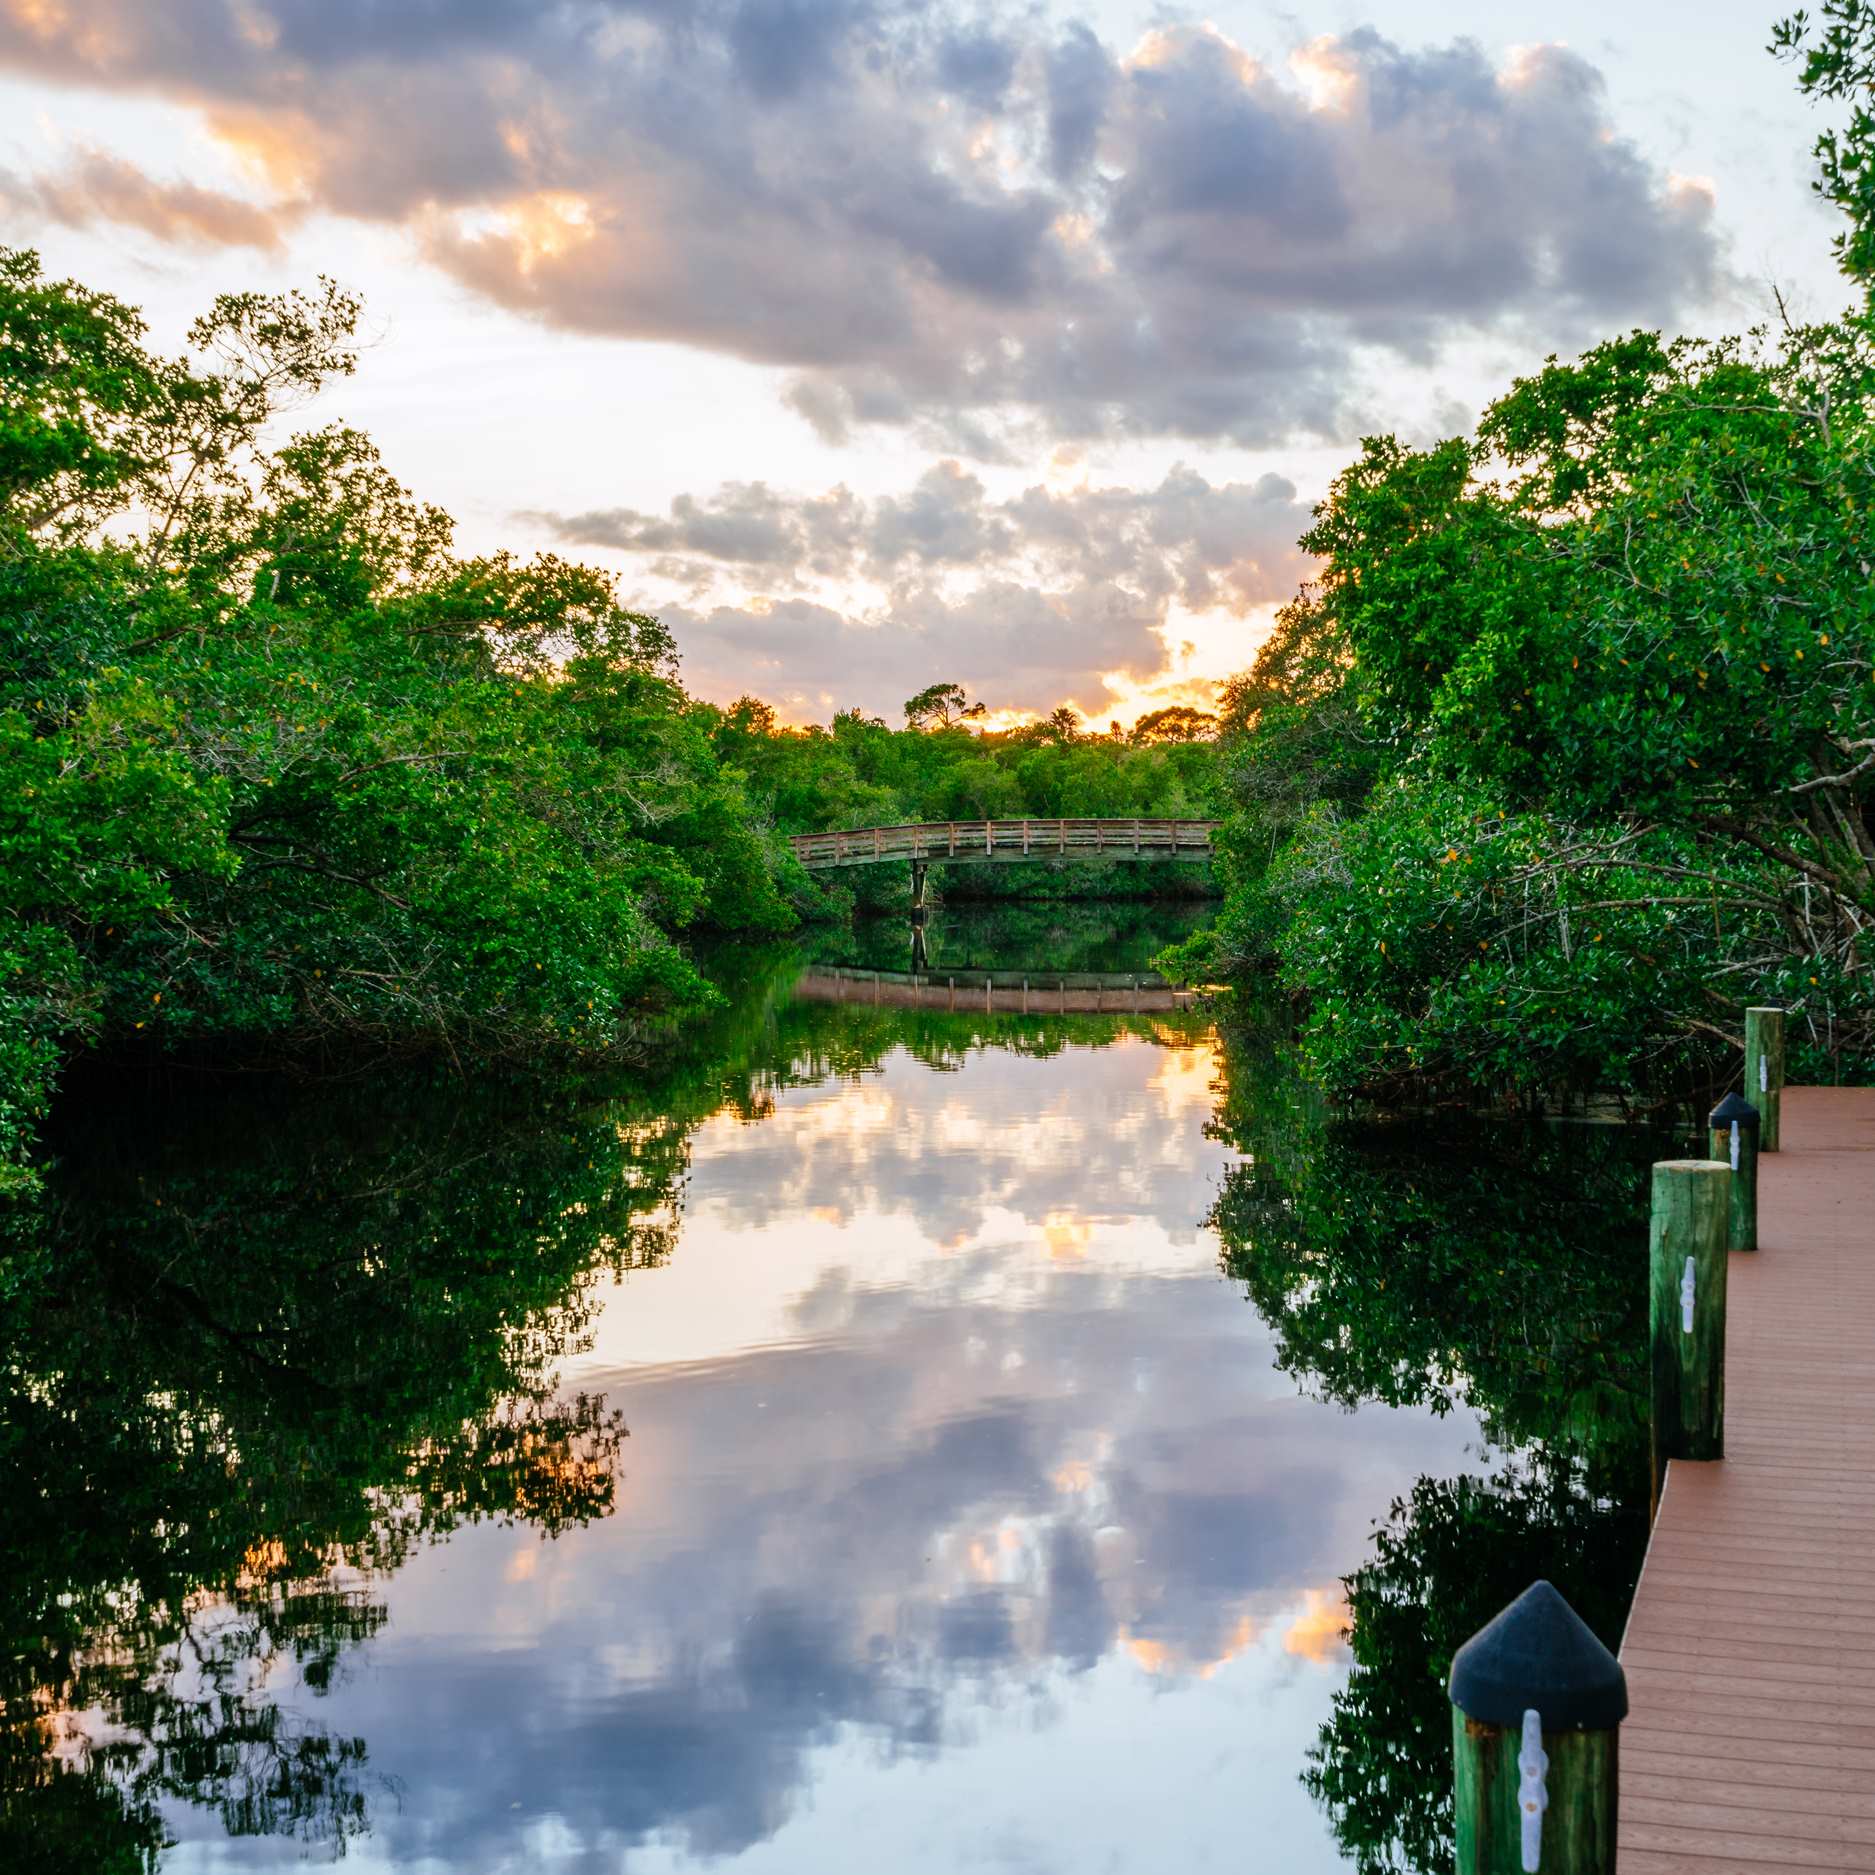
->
[0, 249, 1218, 1196]
[702, 687, 1220, 909]
[706, 684, 1217, 835]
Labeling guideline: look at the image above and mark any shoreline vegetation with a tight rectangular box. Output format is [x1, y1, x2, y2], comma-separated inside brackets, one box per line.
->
[1161, 299, 1875, 1113]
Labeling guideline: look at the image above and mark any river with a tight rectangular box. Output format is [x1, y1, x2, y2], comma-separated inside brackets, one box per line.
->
[3, 906, 1657, 1873]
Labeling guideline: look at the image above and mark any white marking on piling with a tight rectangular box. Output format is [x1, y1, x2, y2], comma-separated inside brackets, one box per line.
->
[1681, 1255, 1697, 1334]
[1518, 1708, 1549, 1872]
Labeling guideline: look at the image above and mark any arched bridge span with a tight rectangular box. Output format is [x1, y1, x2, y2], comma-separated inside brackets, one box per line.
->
[789, 818, 1218, 873]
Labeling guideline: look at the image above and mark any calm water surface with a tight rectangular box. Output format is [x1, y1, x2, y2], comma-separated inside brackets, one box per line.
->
[8, 911, 1654, 1873]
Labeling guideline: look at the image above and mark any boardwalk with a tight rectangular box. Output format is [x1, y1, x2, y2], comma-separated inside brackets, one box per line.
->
[789, 817, 1217, 869]
[1618, 1084, 1875, 1873]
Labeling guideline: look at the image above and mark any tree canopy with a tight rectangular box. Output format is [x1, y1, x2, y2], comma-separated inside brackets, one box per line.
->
[903, 680, 987, 730]
[1188, 29, 1875, 1105]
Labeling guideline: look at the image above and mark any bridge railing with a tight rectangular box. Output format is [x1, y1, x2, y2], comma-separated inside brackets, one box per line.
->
[788, 818, 1218, 869]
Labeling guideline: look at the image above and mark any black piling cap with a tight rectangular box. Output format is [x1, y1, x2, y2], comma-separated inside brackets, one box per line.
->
[1710, 1091, 1760, 1134]
[1448, 1580, 1627, 1730]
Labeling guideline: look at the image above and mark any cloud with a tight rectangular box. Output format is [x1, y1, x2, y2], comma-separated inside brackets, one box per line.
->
[866, 461, 1018, 570]
[533, 481, 863, 580]
[528, 459, 1311, 606]
[1044, 23, 1114, 181]
[659, 585, 1166, 720]
[0, 149, 292, 250]
[523, 458, 1313, 714]
[0, 4, 1730, 451]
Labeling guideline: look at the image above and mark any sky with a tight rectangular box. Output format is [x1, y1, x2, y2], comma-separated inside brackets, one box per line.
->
[0, 0, 1852, 727]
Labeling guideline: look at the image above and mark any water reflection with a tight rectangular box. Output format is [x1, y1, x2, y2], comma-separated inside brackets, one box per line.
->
[812, 899, 1213, 978]
[156, 1019, 1478, 1873]
[1205, 1038, 1662, 1874]
[3, 1074, 669, 1870]
[1, 958, 1655, 1873]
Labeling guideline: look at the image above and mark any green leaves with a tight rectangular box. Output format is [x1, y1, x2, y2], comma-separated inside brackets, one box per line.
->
[0, 249, 813, 1192]
[1208, 309, 1875, 1100]
[902, 680, 987, 729]
[1775, 2, 1875, 303]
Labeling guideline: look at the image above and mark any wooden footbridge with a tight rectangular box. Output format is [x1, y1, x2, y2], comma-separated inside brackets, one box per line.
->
[790, 818, 1215, 896]
[790, 818, 1216, 907]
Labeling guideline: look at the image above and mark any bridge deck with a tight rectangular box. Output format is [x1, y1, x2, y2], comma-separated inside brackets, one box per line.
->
[1618, 1083, 1875, 1872]
[790, 818, 1216, 869]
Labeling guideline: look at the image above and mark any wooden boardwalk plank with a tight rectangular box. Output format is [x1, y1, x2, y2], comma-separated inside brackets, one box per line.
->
[1617, 1085, 1875, 1873]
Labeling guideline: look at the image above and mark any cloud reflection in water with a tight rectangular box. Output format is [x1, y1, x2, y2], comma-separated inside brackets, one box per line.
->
[162, 1030, 1482, 1873]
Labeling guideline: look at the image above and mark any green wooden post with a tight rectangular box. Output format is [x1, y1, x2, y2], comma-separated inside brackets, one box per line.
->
[1744, 1006, 1785, 1151]
[1450, 1581, 1626, 1874]
[1708, 1093, 1760, 1252]
[1649, 1160, 1729, 1506]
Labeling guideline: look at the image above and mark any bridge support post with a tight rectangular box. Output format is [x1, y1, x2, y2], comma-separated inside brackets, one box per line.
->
[910, 860, 927, 912]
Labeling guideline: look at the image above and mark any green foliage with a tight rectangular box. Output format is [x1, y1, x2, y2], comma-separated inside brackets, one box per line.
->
[1192, 38, 1875, 1103]
[1129, 705, 1218, 743]
[702, 698, 1221, 856]
[902, 680, 986, 729]
[1, 249, 809, 1196]
[1775, 3, 1875, 300]
[814, 898, 1216, 977]
[0, 242, 1217, 1198]
[1273, 779, 1817, 1104]
[1206, 320, 1875, 1100]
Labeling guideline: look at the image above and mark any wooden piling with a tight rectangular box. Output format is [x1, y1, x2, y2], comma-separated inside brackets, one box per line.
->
[1707, 1092, 1759, 1252]
[1449, 1581, 1625, 1875]
[1648, 1160, 1729, 1498]
[1744, 1006, 1784, 1150]
[1453, 1720, 1618, 1875]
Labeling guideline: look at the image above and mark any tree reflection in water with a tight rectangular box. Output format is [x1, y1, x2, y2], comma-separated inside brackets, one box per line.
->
[0, 1070, 666, 1869]
[3, 959, 1665, 1874]
[1, 949, 1202, 1868]
[812, 897, 1215, 978]
[1207, 1024, 1663, 1875]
